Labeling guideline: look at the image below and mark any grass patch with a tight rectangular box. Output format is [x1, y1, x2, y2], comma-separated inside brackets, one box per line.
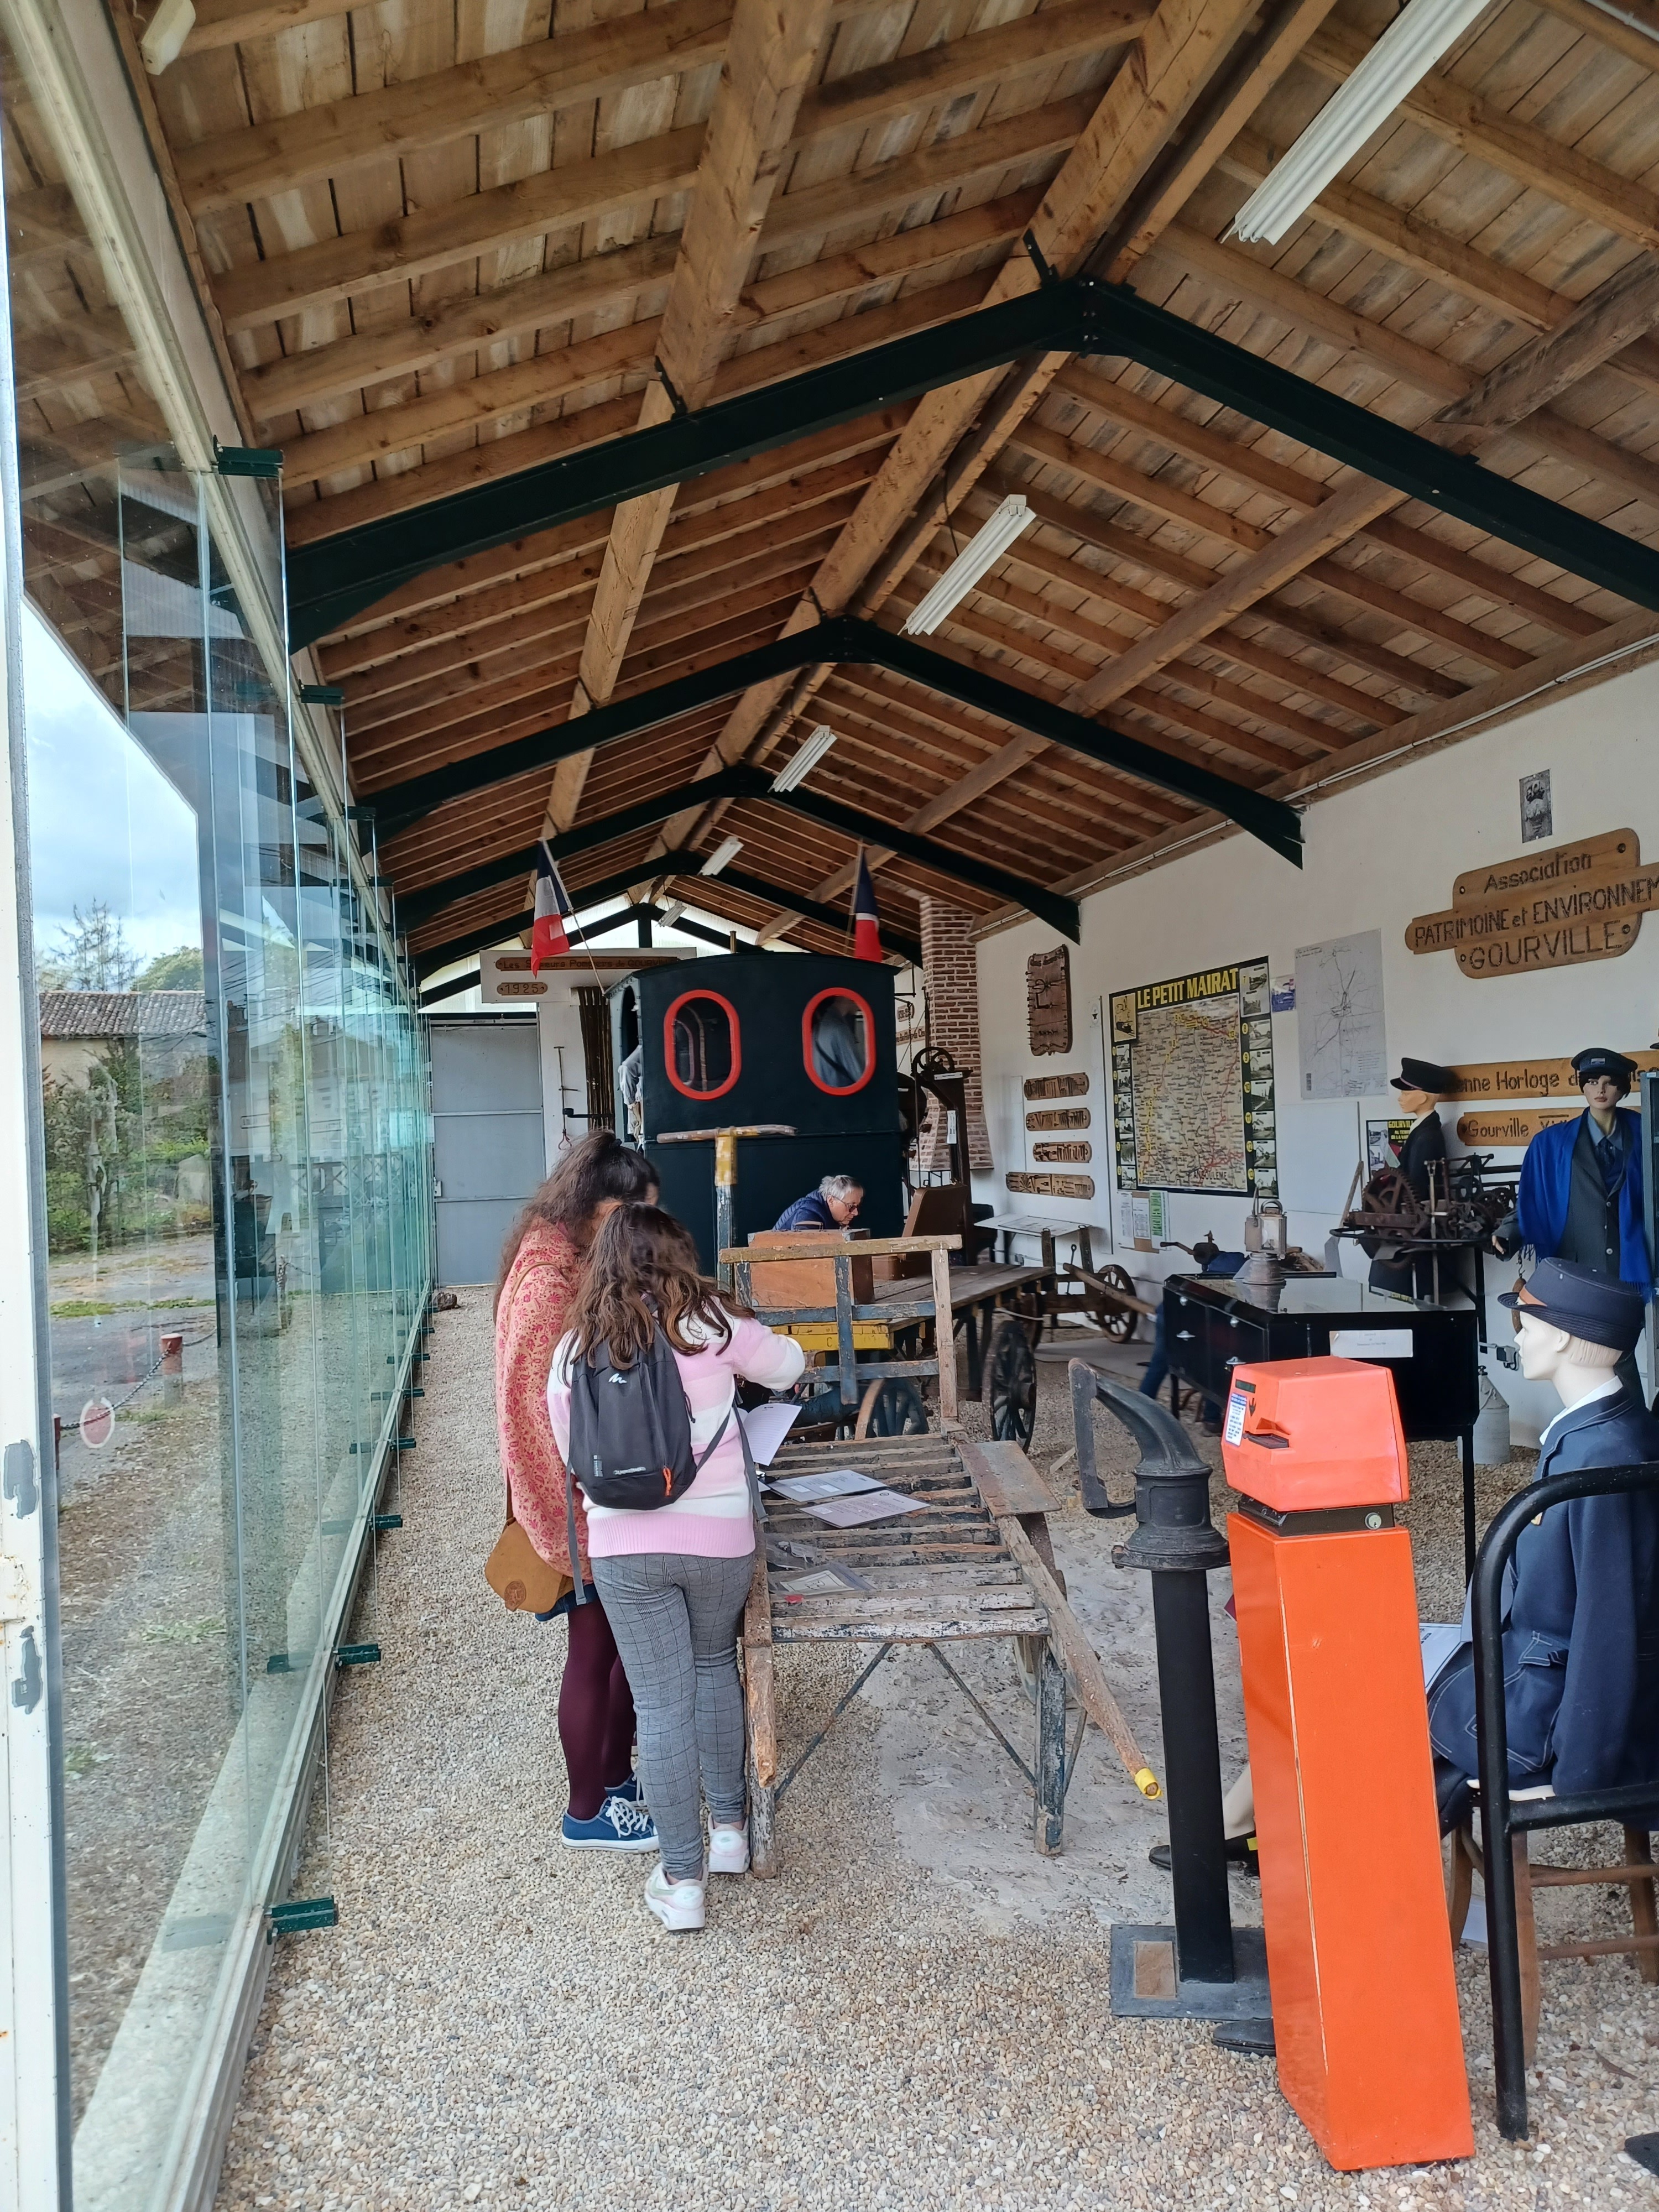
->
[64, 1744, 109, 1779]
[136, 1616, 223, 1647]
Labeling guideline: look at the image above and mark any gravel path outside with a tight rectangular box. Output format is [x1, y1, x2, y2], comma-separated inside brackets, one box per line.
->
[212, 1298, 1659, 2212]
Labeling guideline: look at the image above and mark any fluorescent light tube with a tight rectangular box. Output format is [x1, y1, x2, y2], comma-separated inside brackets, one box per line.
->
[1232, 0, 1495, 245]
[771, 724, 838, 791]
[701, 837, 743, 877]
[141, 0, 196, 72]
[657, 900, 686, 927]
[902, 494, 1034, 636]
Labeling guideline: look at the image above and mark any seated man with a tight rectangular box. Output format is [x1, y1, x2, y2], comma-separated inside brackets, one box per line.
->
[773, 1173, 863, 1234]
[1427, 1259, 1659, 1829]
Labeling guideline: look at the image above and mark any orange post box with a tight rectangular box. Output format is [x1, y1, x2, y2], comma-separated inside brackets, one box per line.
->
[1222, 1357, 1473, 2173]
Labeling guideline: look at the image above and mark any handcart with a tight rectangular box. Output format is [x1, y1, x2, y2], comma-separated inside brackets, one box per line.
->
[743, 1430, 1161, 1874]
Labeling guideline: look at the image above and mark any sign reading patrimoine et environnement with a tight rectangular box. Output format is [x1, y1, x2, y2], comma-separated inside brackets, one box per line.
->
[1406, 828, 1658, 977]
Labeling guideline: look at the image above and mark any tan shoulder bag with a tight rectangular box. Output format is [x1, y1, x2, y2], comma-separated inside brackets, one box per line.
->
[486, 1469, 574, 1614]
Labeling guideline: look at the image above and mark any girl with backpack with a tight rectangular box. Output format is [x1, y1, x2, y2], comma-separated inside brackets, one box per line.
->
[547, 1204, 806, 1931]
[494, 1133, 659, 1853]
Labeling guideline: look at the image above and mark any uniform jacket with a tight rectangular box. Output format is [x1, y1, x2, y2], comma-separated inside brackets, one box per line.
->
[1428, 1386, 1659, 1807]
[1397, 1109, 1448, 1202]
[1515, 1108, 1651, 1299]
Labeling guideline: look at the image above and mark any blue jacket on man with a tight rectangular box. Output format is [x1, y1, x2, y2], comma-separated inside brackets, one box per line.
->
[773, 1191, 837, 1232]
[1428, 1386, 1659, 1808]
[1515, 1107, 1651, 1300]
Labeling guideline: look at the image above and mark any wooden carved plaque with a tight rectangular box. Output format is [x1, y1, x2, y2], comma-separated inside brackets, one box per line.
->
[1006, 1169, 1095, 1199]
[1406, 829, 1659, 977]
[1442, 1052, 1659, 1100]
[1455, 1108, 1579, 1147]
[1027, 945, 1072, 1054]
[1024, 1071, 1088, 1100]
[1034, 1140, 1092, 1164]
[1026, 1107, 1089, 1131]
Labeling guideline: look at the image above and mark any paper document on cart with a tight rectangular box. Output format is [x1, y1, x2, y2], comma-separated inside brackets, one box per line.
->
[774, 1564, 873, 1594]
[737, 1402, 802, 1466]
[803, 1488, 927, 1527]
[769, 1467, 886, 1503]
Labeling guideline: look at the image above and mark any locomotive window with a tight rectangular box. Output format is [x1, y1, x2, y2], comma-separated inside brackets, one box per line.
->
[803, 987, 874, 1095]
[664, 990, 740, 1100]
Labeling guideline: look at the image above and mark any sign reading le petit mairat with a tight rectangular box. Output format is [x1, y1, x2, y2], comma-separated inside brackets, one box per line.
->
[1406, 829, 1658, 977]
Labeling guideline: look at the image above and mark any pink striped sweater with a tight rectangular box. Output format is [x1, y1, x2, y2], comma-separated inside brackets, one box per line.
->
[547, 1310, 805, 1559]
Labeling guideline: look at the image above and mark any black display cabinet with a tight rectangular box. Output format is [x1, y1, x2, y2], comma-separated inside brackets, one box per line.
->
[1164, 1273, 1483, 1569]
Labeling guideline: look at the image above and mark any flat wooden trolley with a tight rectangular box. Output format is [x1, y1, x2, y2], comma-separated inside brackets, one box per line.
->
[742, 1431, 1160, 1874]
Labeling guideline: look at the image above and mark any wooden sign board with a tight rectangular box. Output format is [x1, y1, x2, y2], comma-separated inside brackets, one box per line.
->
[1006, 1170, 1095, 1199]
[1034, 1140, 1092, 1163]
[1406, 829, 1658, 976]
[1024, 1071, 1088, 1100]
[1026, 1107, 1089, 1131]
[481, 948, 684, 1001]
[1456, 1108, 1579, 1147]
[1443, 1052, 1659, 1100]
[1027, 946, 1072, 1055]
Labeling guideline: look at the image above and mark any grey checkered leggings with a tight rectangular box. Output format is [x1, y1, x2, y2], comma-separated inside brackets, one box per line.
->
[589, 1548, 756, 1880]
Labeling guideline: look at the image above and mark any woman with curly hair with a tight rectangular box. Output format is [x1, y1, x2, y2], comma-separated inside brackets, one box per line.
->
[494, 1131, 657, 1851]
[547, 1204, 805, 1931]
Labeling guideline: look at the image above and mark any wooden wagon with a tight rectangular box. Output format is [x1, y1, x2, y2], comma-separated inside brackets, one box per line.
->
[742, 1430, 1160, 1873]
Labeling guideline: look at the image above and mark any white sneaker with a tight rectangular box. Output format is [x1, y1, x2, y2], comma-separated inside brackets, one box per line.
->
[707, 1821, 750, 1875]
[644, 1864, 705, 1932]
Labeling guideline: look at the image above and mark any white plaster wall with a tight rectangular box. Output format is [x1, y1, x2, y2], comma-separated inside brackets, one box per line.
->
[974, 658, 1659, 1438]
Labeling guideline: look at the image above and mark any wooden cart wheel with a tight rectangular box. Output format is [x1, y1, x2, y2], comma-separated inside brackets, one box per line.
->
[857, 1378, 929, 1438]
[1096, 1264, 1140, 1344]
[987, 1312, 1037, 1447]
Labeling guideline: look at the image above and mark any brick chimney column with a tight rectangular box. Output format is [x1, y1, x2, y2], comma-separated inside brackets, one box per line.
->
[919, 898, 991, 1173]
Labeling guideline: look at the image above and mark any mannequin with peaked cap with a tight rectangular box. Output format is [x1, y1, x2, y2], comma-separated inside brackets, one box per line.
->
[1494, 1046, 1650, 1396]
[1426, 1260, 1659, 1830]
[1368, 1055, 1457, 1296]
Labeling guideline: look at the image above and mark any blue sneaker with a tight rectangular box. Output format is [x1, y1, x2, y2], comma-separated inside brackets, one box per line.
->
[561, 1796, 658, 1852]
[604, 1772, 642, 1805]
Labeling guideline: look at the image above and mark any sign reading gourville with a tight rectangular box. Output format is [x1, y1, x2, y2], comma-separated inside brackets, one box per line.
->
[1024, 1071, 1088, 1100]
[1405, 829, 1659, 977]
[1027, 946, 1072, 1055]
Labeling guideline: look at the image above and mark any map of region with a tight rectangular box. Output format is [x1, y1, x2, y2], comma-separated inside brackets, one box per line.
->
[1111, 958, 1275, 1196]
[1295, 930, 1386, 1099]
[1131, 997, 1247, 1191]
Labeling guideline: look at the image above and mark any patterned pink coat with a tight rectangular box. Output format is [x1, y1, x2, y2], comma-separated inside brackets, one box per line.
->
[494, 1220, 591, 1577]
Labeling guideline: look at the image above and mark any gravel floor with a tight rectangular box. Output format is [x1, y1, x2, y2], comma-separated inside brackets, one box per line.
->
[212, 1300, 1659, 2212]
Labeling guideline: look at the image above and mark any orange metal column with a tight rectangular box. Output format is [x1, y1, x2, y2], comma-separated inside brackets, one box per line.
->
[1223, 1358, 1473, 2172]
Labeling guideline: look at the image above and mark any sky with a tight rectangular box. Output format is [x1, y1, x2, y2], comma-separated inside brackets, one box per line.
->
[23, 604, 202, 972]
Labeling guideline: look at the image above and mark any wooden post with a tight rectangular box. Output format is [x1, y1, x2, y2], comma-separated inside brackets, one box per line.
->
[1035, 1641, 1066, 1855]
[930, 1242, 958, 1425]
[834, 1252, 857, 1408]
[743, 1552, 779, 1877]
[997, 1511, 1159, 1799]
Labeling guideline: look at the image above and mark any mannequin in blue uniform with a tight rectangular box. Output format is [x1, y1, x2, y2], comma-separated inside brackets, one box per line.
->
[1427, 1260, 1659, 1830]
[1493, 1046, 1650, 1397]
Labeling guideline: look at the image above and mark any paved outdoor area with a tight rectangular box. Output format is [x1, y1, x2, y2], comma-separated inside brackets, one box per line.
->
[212, 1296, 1659, 2212]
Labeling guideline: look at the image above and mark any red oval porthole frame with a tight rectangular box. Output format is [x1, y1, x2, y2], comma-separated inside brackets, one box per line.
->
[801, 985, 875, 1097]
[663, 988, 742, 1101]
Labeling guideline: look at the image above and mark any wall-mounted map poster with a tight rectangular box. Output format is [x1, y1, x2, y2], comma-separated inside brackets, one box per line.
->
[1110, 958, 1277, 1197]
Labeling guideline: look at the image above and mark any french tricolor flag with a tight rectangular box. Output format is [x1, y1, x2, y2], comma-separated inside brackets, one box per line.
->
[851, 850, 883, 964]
[530, 843, 573, 973]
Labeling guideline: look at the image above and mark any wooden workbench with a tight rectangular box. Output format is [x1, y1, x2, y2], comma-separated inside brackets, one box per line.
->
[742, 1429, 1156, 1872]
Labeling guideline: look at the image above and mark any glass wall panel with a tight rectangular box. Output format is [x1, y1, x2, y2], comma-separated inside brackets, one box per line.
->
[0, 27, 433, 2209]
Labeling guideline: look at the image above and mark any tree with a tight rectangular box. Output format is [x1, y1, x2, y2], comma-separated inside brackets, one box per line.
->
[134, 944, 204, 992]
[37, 900, 138, 992]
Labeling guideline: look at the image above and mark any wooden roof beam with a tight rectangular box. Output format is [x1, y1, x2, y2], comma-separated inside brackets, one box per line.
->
[558, 0, 842, 855]
[662, 0, 1269, 863]
[217, 86, 1089, 335]
[1300, 18, 1659, 253]
[1161, 225, 1659, 515]
[994, 471, 1466, 700]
